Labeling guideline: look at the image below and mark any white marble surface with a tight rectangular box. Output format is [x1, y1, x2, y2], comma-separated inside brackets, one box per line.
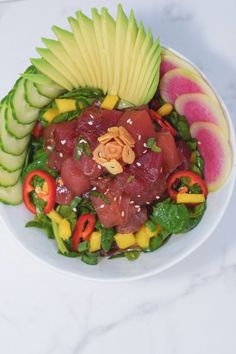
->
[0, 0, 236, 353]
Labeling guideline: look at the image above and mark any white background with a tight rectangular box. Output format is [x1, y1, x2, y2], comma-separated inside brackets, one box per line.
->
[0, 0, 236, 353]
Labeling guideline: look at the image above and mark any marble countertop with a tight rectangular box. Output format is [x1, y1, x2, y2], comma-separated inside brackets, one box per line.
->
[0, 0, 236, 353]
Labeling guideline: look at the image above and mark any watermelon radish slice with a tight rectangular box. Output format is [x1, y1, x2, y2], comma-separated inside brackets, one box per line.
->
[159, 68, 217, 104]
[190, 122, 232, 192]
[160, 48, 199, 77]
[175, 93, 229, 139]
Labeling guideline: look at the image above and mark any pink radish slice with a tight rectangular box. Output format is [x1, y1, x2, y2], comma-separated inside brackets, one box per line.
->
[159, 68, 216, 104]
[160, 51, 199, 77]
[190, 122, 232, 192]
[175, 93, 229, 139]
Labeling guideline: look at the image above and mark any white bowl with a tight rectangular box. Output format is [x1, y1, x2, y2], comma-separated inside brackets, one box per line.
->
[1, 47, 235, 281]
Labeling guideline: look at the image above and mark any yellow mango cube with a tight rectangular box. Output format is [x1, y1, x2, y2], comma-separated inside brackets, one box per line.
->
[145, 224, 161, 238]
[47, 210, 63, 224]
[89, 231, 102, 252]
[55, 99, 77, 113]
[176, 193, 205, 204]
[101, 95, 119, 110]
[58, 219, 72, 241]
[43, 107, 60, 123]
[135, 225, 150, 249]
[114, 233, 136, 250]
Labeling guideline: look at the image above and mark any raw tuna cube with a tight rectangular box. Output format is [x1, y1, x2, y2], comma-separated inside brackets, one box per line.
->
[61, 157, 91, 195]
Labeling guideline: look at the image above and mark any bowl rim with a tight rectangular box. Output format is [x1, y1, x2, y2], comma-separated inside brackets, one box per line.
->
[2, 45, 236, 282]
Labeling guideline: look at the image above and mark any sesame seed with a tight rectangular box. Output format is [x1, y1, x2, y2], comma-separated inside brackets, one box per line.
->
[121, 211, 125, 217]
[104, 188, 110, 195]
[130, 200, 134, 204]
[198, 141, 202, 145]
[72, 207, 77, 212]
[146, 202, 150, 205]
[143, 149, 147, 154]
[91, 186, 97, 191]
[137, 207, 141, 213]
[143, 143, 147, 147]
[46, 146, 53, 151]
[79, 139, 87, 144]
[136, 162, 141, 167]
[100, 204, 105, 209]
[156, 196, 160, 200]
[160, 167, 163, 173]
[135, 205, 140, 208]
[137, 194, 141, 197]
[59, 152, 63, 158]
[97, 165, 102, 170]
[88, 121, 93, 126]
[61, 140, 66, 145]
[113, 197, 117, 202]
[89, 114, 94, 119]
[138, 134, 141, 141]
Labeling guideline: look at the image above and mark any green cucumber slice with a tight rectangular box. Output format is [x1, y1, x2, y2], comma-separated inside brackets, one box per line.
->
[0, 165, 21, 187]
[0, 143, 26, 171]
[36, 83, 65, 99]
[0, 180, 22, 205]
[24, 80, 52, 108]
[6, 98, 35, 139]
[10, 78, 39, 124]
[0, 101, 29, 155]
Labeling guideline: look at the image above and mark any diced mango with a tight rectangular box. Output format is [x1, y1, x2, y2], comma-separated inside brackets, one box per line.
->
[47, 209, 63, 224]
[43, 107, 60, 123]
[135, 226, 150, 249]
[114, 232, 136, 249]
[135, 224, 162, 249]
[55, 98, 77, 113]
[176, 193, 205, 204]
[101, 95, 119, 110]
[89, 231, 102, 252]
[58, 218, 72, 241]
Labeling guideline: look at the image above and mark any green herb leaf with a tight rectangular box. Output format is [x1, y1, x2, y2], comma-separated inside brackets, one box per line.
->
[25, 218, 54, 239]
[90, 191, 110, 204]
[70, 196, 82, 209]
[124, 250, 141, 261]
[151, 198, 190, 234]
[96, 221, 115, 253]
[147, 138, 161, 153]
[56, 205, 77, 231]
[75, 137, 91, 160]
[82, 252, 99, 265]
[78, 241, 89, 253]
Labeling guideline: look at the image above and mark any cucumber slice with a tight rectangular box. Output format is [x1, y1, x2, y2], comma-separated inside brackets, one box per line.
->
[0, 143, 26, 171]
[0, 101, 30, 155]
[10, 78, 39, 124]
[0, 180, 22, 205]
[36, 83, 65, 99]
[24, 80, 52, 108]
[6, 99, 34, 139]
[0, 165, 21, 187]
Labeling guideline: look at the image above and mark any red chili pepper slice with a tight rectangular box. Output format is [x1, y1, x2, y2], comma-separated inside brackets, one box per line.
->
[23, 170, 56, 214]
[72, 214, 96, 251]
[167, 170, 208, 201]
[149, 109, 177, 136]
[32, 121, 44, 138]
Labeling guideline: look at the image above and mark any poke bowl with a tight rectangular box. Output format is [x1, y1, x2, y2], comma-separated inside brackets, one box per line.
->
[0, 5, 235, 281]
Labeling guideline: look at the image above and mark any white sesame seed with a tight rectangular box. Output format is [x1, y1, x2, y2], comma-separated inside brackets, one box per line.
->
[160, 167, 163, 173]
[91, 186, 97, 191]
[79, 139, 87, 144]
[92, 157, 95, 161]
[129, 120, 133, 125]
[61, 140, 66, 145]
[130, 200, 134, 204]
[137, 207, 141, 213]
[113, 197, 117, 202]
[89, 114, 94, 119]
[136, 162, 141, 167]
[138, 134, 141, 141]
[156, 196, 160, 200]
[46, 146, 53, 151]
[88, 121, 93, 126]
[143, 149, 147, 154]
[137, 194, 141, 197]
[104, 188, 110, 195]
[121, 211, 125, 217]
[143, 143, 147, 147]
[135, 205, 140, 208]
[59, 152, 63, 158]
[146, 202, 150, 205]
[100, 204, 105, 209]
[72, 207, 77, 212]
[198, 141, 202, 145]
[97, 165, 102, 170]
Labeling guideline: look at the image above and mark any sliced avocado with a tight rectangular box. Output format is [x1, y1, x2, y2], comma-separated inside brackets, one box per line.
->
[127, 28, 153, 99]
[30, 58, 73, 91]
[112, 4, 128, 95]
[52, 25, 93, 88]
[135, 39, 161, 104]
[41, 37, 86, 86]
[118, 9, 138, 98]
[91, 8, 108, 94]
[68, 16, 96, 88]
[36, 47, 78, 88]
[124, 21, 146, 95]
[101, 7, 116, 93]
[75, 11, 101, 89]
